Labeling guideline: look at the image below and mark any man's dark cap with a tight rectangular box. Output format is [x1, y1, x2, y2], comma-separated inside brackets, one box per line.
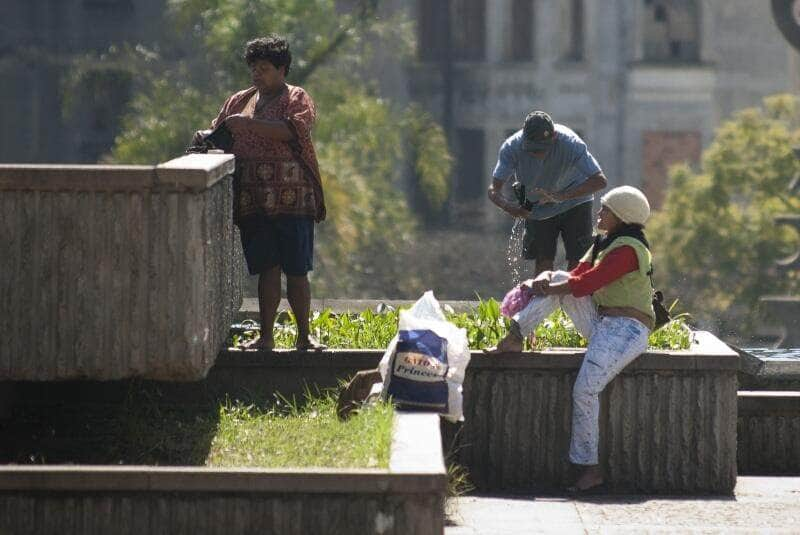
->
[522, 111, 555, 152]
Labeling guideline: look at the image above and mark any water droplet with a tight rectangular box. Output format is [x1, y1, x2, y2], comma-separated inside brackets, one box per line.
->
[506, 218, 526, 287]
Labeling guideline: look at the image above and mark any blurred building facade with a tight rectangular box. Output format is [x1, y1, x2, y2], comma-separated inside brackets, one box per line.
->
[2, 0, 798, 220]
[378, 0, 800, 224]
[0, 0, 164, 163]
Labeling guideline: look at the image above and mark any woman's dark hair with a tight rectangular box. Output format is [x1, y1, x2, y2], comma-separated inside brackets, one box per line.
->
[244, 35, 292, 75]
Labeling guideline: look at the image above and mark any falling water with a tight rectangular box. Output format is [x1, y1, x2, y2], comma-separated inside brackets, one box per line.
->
[505, 218, 526, 287]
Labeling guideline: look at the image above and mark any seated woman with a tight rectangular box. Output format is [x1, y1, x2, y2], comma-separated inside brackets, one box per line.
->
[488, 186, 655, 493]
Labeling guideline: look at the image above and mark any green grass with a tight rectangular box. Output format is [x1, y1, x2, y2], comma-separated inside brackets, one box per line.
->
[3, 388, 393, 470]
[208, 393, 394, 469]
[230, 298, 693, 351]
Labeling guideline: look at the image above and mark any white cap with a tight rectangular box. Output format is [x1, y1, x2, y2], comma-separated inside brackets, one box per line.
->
[601, 186, 651, 225]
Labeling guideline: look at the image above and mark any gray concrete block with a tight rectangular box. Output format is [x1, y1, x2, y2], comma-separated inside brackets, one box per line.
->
[737, 391, 800, 475]
[0, 156, 242, 381]
[0, 413, 446, 535]
[445, 331, 739, 494]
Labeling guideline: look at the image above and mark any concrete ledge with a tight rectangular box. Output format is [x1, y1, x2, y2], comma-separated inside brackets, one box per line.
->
[217, 330, 736, 372]
[0, 154, 234, 192]
[156, 153, 236, 191]
[738, 391, 800, 475]
[760, 359, 800, 379]
[0, 467, 441, 494]
[737, 347, 800, 390]
[0, 164, 155, 191]
[390, 413, 446, 476]
[0, 413, 446, 535]
[738, 390, 800, 414]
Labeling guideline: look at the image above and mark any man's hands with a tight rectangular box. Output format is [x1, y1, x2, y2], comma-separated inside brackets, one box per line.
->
[488, 179, 531, 219]
[507, 205, 532, 219]
[532, 188, 564, 204]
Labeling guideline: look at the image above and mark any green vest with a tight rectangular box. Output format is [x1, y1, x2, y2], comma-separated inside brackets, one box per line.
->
[581, 236, 656, 322]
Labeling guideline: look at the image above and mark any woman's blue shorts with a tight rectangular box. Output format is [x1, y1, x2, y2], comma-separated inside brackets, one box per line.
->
[238, 215, 314, 276]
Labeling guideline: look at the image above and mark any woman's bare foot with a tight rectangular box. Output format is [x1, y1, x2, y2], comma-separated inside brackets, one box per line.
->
[484, 331, 524, 354]
[295, 335, 327, 352]
[241, 335, 274, 351]
[567, 465, 604, 493]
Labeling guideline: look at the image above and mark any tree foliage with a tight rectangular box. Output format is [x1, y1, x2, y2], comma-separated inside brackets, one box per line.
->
[103, 0, 452, 296]
[648, 94, 800, 339]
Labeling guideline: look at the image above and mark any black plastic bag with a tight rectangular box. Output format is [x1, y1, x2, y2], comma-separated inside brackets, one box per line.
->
[652, 290, 671, 330]
[186, 122, 234, 153]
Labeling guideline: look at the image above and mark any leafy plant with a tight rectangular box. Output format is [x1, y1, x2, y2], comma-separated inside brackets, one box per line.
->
[446, 462, 475, 499]
[230, 300, 693, 351]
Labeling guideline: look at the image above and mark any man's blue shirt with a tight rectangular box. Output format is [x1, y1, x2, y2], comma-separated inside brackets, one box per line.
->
[492, 124, 602, 220]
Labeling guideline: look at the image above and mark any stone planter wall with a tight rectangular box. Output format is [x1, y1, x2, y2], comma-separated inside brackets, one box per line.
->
[444, 331, 738, 494]
[4, 331, 738, 500]
[738, 391, 800, 475]
[0, 155, 242, 381]
[212, 331, 738, 495]
[0, 413, 446, 535]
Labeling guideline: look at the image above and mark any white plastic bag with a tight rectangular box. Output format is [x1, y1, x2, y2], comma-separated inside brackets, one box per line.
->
[379, 291, 471, 422]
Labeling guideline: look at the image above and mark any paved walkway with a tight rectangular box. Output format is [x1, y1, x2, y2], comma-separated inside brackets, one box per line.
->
[446, 477, 800, 534]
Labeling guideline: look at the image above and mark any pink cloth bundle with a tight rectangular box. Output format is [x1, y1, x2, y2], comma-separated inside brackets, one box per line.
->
[500, 284, 535, 318]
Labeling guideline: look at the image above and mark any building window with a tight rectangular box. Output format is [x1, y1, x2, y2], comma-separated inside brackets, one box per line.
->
[452, 0, 486, 61]
[654, 4, 667, 22]
[510, 0, 534, 61]
[456, 128, 485, 200]
[566, 0, 584, 61]
[641, 130, 701, 209]
[641, 0, 700, 63]
[75, 67, 133, 162]
[417, 1, 449, 61]
[417, 0, 485, 62]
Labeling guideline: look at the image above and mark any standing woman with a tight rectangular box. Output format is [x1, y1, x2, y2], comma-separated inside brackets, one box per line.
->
[198, 35, 326, 351]
[488, 186, 655, 493]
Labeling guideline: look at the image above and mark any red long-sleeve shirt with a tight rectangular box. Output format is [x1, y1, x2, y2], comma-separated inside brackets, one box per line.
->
[567, 246, 639, 297]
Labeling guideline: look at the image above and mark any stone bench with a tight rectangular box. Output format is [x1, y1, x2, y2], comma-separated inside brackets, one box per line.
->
[0, 413, 445, 535]
[738, 391, 800, 475]
[443, 331, 738, 495]
[0, 155, 242, 381]
[8, 329, 736, 495]
[212, 330, 738, 495]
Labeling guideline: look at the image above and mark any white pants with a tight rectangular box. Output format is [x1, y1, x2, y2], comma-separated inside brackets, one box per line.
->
[513, 271, 651, 465]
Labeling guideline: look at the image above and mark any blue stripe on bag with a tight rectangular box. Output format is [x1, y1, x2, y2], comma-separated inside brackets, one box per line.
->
[386, 329, 449, 412]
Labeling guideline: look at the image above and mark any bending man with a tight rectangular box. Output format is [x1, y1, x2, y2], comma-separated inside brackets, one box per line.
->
[489, 111, 607, 275]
